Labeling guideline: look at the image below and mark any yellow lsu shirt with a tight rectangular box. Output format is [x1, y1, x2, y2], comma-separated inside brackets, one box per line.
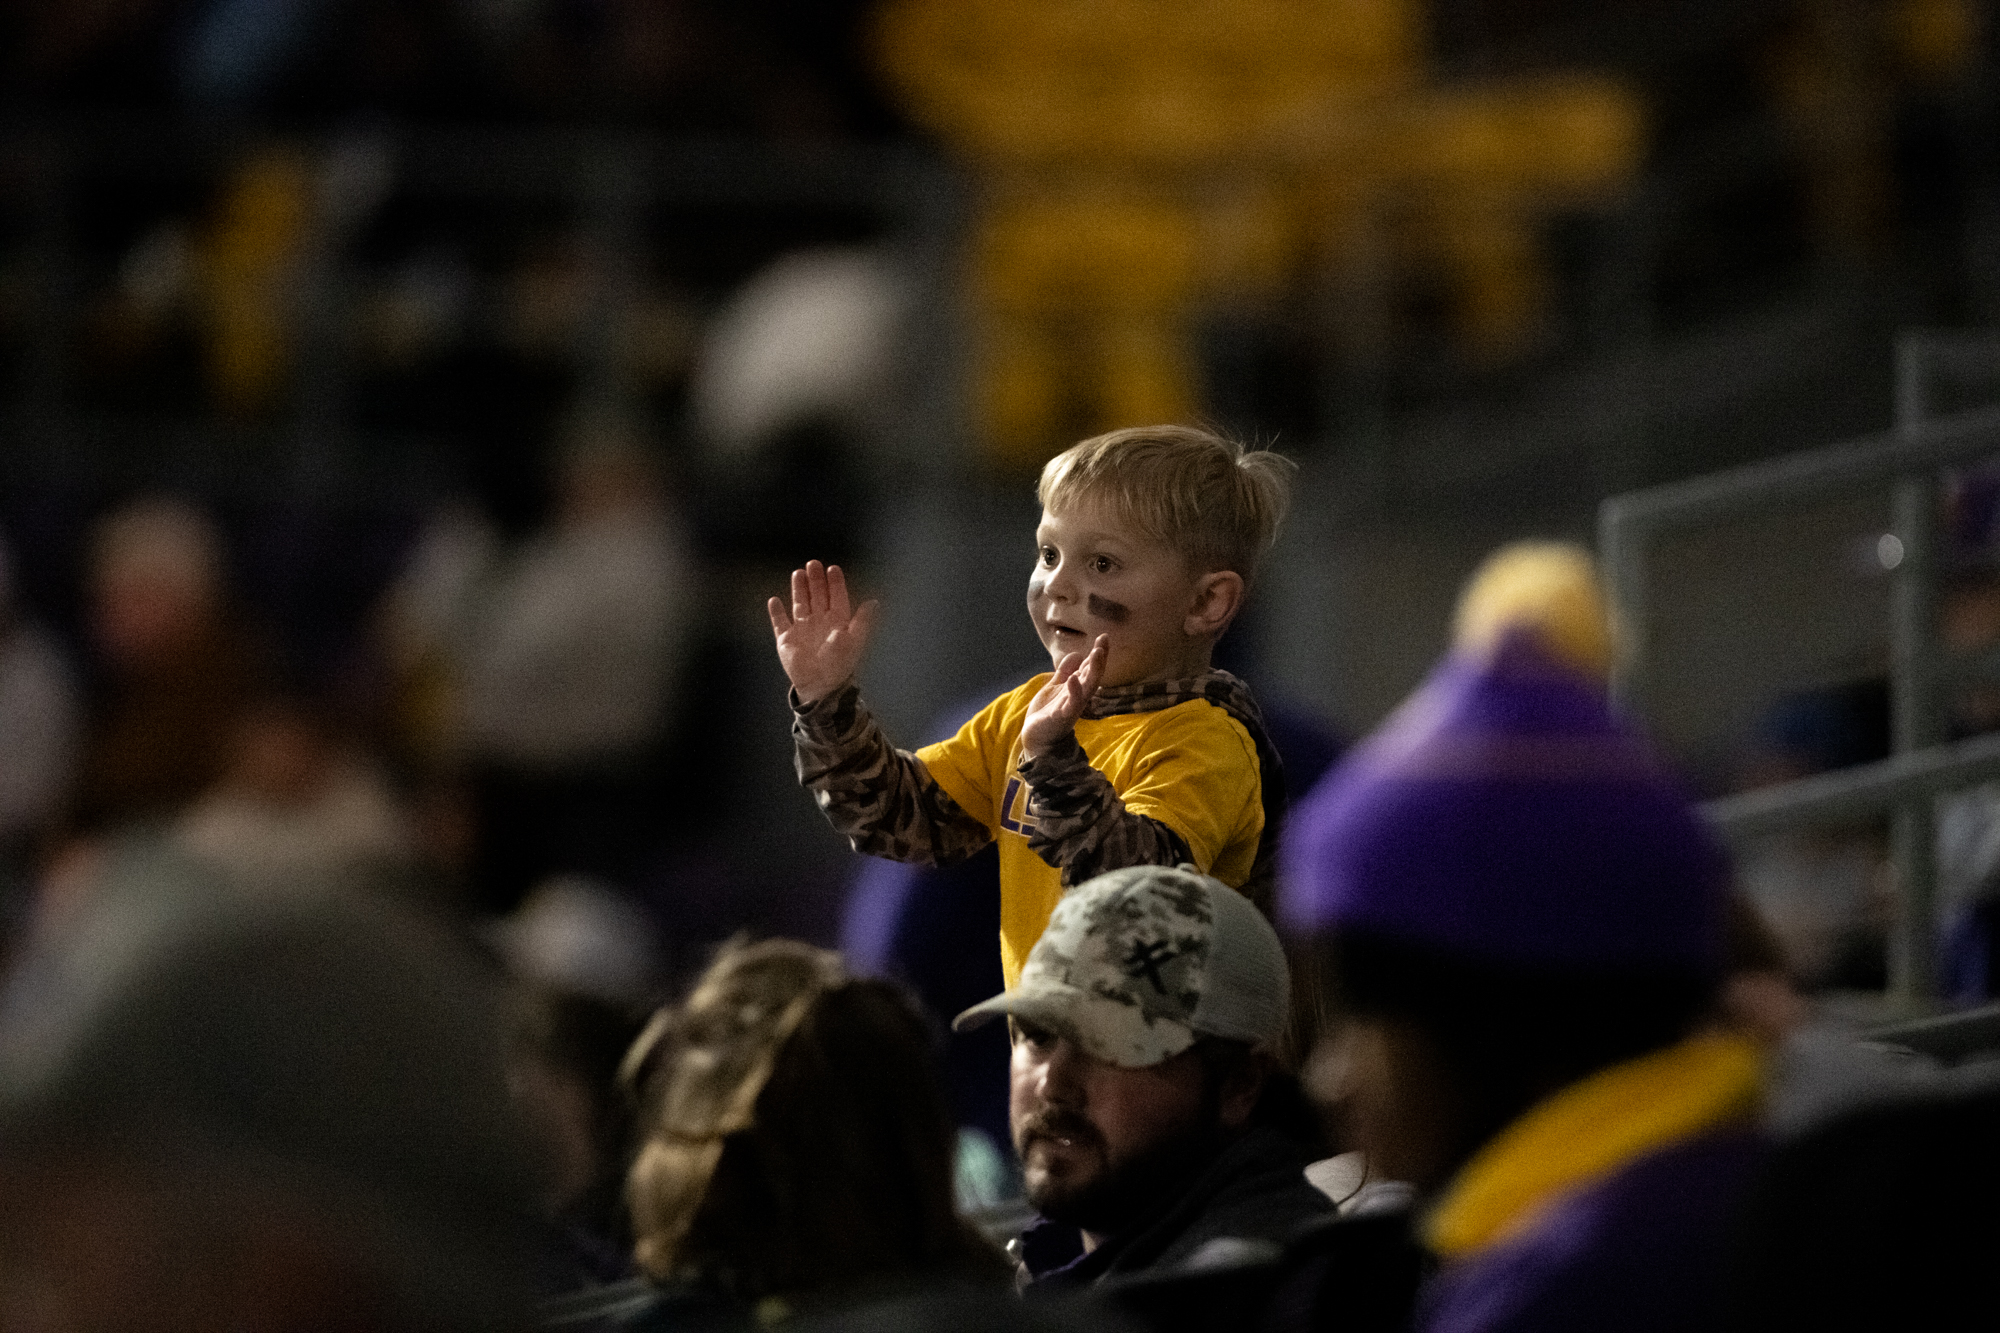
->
[915, 674, 1265, 988]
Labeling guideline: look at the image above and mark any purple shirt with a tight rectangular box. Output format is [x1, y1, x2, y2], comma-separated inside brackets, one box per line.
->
[1418, 1129, 1765, 1333]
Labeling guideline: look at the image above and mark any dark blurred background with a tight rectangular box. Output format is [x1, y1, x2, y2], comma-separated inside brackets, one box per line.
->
[0, 0, 1995, 998]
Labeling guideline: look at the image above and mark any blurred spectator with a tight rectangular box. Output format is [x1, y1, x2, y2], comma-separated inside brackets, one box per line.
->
[692, 247, 906, 462]
[0, 843, 541, 1333]
[1738, 474, 2000, 1001]
[382, 414, 694, 912]
[1283, 544, 1757, 1333]
[1936, 548, 2000, 999]
[170, 687, 414, 896]
[506, 989, 648, 1291]
[1739, 678, 1893, 788]
[1717, 892, 1814, 1050]
[955, 866, 1332, 1294]
[1728, 523, 2000, 998]
[460, 417, 693, 908]
[73, 498, 268, 836]
[495, 875, 664, 1007]
[1714, 891, 1940, 1138]
[378, 500, 498, 774]
[0, 540, 81, 904]
[689, 248, 902, 564]
[492, 878, 661, 1289]
[1731, 680, 1892, 991]
[568, 938, 1005, 1329]
[1723, 479, 2000, 1330]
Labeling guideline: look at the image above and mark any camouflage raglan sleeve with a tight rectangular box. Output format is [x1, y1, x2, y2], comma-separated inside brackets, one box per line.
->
[791, 682, 994, 865]
[1016, 733, 1193, 886]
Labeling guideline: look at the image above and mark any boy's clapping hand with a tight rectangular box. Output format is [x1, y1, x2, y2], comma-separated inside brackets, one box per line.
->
[768, 560, 880, 705]
[1021, 634, 1108, 759]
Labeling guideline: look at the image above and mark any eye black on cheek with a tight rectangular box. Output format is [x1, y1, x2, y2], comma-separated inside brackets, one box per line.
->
[1086, 593, 1130, 623]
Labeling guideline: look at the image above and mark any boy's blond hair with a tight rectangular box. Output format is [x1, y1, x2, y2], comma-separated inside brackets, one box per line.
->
[1037, 425, 1296, 582]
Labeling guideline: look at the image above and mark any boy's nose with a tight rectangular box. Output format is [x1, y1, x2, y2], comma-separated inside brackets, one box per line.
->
[1042, 562, 1079, 602]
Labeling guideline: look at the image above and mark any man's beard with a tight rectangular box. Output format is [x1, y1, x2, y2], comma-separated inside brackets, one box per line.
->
[1016, 1106, 1227, 1238]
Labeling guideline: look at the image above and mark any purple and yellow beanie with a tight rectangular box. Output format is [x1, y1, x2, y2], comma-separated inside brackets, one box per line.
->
[1279, 543, 1727, 974]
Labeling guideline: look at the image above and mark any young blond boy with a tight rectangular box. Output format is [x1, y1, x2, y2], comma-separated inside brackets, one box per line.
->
[769, 425, 1293, 986]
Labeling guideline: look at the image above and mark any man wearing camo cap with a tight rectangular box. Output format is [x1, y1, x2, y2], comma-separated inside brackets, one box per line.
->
[955, 864, 1333, 1292]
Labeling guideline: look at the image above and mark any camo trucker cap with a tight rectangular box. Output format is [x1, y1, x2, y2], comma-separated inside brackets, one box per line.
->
[953, 865, 1289, 1068]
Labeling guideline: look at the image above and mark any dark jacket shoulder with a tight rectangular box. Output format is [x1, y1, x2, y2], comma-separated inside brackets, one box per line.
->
[1098, 1209, 1428, 1333]
[1731, 1074, 2000, 1332]
[1022, 1125, 1335, 1293]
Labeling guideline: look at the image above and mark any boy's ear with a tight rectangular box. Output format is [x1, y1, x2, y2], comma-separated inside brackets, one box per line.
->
[1185, 570, 1245, 639]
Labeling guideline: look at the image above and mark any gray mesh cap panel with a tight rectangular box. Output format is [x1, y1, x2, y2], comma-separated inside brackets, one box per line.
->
[953, 864, 1290, 1067]
[1187, 873, 1289, 1048]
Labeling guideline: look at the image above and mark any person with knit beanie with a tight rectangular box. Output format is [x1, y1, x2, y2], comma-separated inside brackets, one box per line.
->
[1279, 542, 1764, 1333]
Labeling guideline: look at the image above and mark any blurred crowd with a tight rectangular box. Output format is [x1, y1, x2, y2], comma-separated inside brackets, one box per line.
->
[0, 2, 1997, 1332]
[10, 0, 1990, 473]
[0, 539, 1995, 1333]
[0, 412, 703, 921]
[0, 424, 716, 1323]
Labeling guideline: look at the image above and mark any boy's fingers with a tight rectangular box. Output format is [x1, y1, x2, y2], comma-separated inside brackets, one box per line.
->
[805, 560, 828, 615]
[1071, 643, 1104, 697]
[851, 598, 882, 640]
[791, 567, 810, 622]
[827, 564, 851, 619]
[766, 596, 791, 635]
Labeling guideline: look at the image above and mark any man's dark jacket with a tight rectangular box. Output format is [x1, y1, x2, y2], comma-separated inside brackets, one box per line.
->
[1017, 1125, 1334, 1291]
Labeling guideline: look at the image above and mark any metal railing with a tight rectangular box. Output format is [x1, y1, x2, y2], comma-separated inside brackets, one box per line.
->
[1869, 999, 2000, 1065]
[1600, 332, 2000, 1004]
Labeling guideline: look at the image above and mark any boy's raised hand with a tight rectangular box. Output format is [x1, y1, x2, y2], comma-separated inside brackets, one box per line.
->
[1021, 634, 1108, 759]
[768, 560, 880, 704]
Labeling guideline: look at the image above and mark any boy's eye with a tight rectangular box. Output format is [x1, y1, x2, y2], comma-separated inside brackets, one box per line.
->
[1090, 555, 1115, 574]
[1039, 546, 1058, 567]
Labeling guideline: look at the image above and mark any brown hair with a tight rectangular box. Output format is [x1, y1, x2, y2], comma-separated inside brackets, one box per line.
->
[624, 940, 1003, 1301]
[1037, 424, 1296, 582]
